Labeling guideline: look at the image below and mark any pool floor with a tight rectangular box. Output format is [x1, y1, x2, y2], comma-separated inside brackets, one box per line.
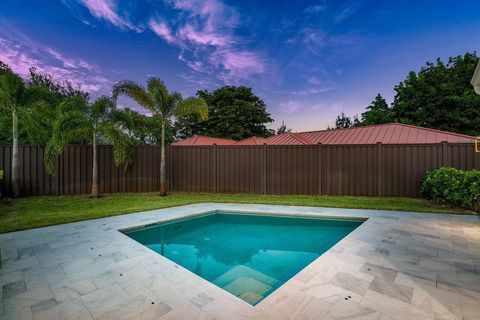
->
[124, 212, 363, 305]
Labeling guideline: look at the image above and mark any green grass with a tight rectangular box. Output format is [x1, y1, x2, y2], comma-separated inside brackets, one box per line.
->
[0, 192, 472, 233]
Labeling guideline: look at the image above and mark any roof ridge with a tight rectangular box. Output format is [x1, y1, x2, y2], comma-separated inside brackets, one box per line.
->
[299, 123, 475, 139]
[393, 123, 475, 139]
[289, 132, 314, 144]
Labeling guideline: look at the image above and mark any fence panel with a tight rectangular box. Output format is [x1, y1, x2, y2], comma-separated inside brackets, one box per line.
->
[0, 143, 478, 197]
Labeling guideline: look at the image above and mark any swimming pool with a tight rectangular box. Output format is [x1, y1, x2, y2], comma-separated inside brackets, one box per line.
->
[123, 211, 364, 305]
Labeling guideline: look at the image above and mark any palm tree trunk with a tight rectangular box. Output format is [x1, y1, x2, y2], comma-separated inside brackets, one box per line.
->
[91, 130, 100, 198]
[11, 108, 20, 198]
[159, 120, 167, 196]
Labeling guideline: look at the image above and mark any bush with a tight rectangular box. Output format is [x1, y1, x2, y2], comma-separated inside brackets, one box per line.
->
[421, 167, 480, 211]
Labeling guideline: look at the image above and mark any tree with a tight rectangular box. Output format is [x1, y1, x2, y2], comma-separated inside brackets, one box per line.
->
[113, 107, 174, 145]
[276, 121, 291, 134]
[175, 86, 274, 140]
[335, 112, 353, 128]
[45, 96, 134, 198]
[113, 77, 208, 196]
[0, 70, 52, 197]
[391, 52, 480, 135]
[361, 94, 394, 125]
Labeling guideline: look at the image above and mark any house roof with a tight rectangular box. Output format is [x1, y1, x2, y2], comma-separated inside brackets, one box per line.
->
[235, 136, 268, 145]
[298, 123, 475, 145]
[171, 124, 475, 146]
[264, 132, 312, 145]
[171, 135, 236, 146]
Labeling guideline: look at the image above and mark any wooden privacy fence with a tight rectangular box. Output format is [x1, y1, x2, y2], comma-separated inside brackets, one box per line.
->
[1, 143, 479, 197]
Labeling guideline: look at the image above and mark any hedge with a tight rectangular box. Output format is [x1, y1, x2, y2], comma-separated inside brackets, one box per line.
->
[421, 167, 480, 212]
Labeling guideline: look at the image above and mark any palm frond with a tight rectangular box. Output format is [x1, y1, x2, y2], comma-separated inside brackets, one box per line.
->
[19, 100, 53, 145]
[146, 77, 170, 115]
[44, 111, 91, 174]
[0, 71, 25, 111]
[175, 97, 209, 121]
[112, 80, 155, 112]
[58, 96, 88, 114]
[99, 123, 135, 167]
[91, 96, 115, 122]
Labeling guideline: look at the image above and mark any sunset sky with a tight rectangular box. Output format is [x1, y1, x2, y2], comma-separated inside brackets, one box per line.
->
[1, 1, 479, 130]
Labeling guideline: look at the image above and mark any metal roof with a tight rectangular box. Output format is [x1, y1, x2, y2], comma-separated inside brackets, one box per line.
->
[171, 135, 236, 146]
[264, 132, 311, 145]
[298, 123, 475, 144]
[234, 136, 268, 145]
[171, 124, 475, 146]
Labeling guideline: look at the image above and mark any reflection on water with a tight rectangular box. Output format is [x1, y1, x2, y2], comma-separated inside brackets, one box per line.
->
[125, 213, 363, 305]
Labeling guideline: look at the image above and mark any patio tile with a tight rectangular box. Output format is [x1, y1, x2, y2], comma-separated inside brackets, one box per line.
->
[3, 280, 27, 299]
[0, 203, 479, 320]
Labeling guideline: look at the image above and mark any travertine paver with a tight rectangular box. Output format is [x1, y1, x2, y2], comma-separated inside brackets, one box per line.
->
[1, 203, 479, 320]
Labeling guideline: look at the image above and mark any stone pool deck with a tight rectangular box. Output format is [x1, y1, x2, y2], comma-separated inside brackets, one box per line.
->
[0, 203, 479, 320]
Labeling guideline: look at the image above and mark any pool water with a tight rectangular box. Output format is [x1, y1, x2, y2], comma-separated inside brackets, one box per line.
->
[124, 212, 363, 305]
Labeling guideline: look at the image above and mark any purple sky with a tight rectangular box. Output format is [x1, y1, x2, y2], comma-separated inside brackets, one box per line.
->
[1, 1, 479, 131]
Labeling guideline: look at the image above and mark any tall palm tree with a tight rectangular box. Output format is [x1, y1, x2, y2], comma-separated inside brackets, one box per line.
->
[45, 96, 134, 198]
[113, 77, 208, 196]
[0, 70, 51, 197]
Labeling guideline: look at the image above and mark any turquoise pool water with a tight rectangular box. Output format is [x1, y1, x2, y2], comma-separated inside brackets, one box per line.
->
[124, 212, 363, 305]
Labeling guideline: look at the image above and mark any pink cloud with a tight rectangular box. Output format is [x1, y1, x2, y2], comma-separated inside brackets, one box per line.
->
[177, 24, 231, 46]
[148, 0, 265, 83]
[214, 50, 265, 81]
[0, 36, 111, 93]
[149, 20, 176, 44]
[76, 0, 140, 31]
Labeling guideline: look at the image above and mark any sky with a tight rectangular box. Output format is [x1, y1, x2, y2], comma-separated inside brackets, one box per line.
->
[1, 1, 479, 131]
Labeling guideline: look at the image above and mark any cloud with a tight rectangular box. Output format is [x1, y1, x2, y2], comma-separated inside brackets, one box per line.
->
[61, 0, 266, 84]
[63, 0, 141, 31]
[149, 20, 176, 44]
[304, 5, 326, 14]
[0, 35, 111, 93]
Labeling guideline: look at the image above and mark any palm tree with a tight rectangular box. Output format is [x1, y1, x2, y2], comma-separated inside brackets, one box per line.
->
[0, 70, 51, 197]
[113, 77, 208, 196]
[45, 96, 134, 198]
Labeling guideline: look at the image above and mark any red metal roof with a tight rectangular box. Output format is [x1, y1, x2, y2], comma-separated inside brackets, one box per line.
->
[235, 136, 268, 145]
[171, 124, 474, 146]
[298, 123, 475, 145]
[171, 135, 236, 146]
[264, 132, 311, 145]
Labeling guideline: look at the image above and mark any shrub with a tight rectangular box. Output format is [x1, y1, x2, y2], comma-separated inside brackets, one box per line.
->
[421, 167, 480, 211]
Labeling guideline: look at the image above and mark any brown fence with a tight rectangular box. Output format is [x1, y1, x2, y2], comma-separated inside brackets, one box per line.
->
[1, 143, 479, 197]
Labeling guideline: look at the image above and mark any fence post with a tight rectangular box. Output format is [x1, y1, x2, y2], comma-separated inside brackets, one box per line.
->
[213, 144, 218, 193]
[441, 141, 448, 167]
[263, 143, 267, 195]
[377, 142, 382, 196]
[317, 143, 322, 195]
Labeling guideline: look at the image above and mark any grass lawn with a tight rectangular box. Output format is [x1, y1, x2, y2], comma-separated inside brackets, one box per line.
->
[0, 192, 472, 233]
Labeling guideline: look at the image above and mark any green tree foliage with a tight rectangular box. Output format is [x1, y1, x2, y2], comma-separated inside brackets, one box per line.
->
[113, 77, 208, 195]
[276, 121, 291, 134]
[334, 53, 480, 134]
[335, 112, 353, 128]
[45, 96, 134, 197]
[175, 86, 274, 140]
[0, 70, 53, 197]
[361, 94, 394, 125]
[0, 62, 89, 145]
[391, 52, 480, 135]
[112, 107, 174, 145]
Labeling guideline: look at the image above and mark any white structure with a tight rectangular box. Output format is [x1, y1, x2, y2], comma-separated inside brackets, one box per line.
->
[472, 60, 480, 95]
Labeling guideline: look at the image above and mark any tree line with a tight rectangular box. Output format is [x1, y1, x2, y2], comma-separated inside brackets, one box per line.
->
[0, 63, 211, 197]
[0, 61, 279, 198]
[334, 52, 480, 136]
